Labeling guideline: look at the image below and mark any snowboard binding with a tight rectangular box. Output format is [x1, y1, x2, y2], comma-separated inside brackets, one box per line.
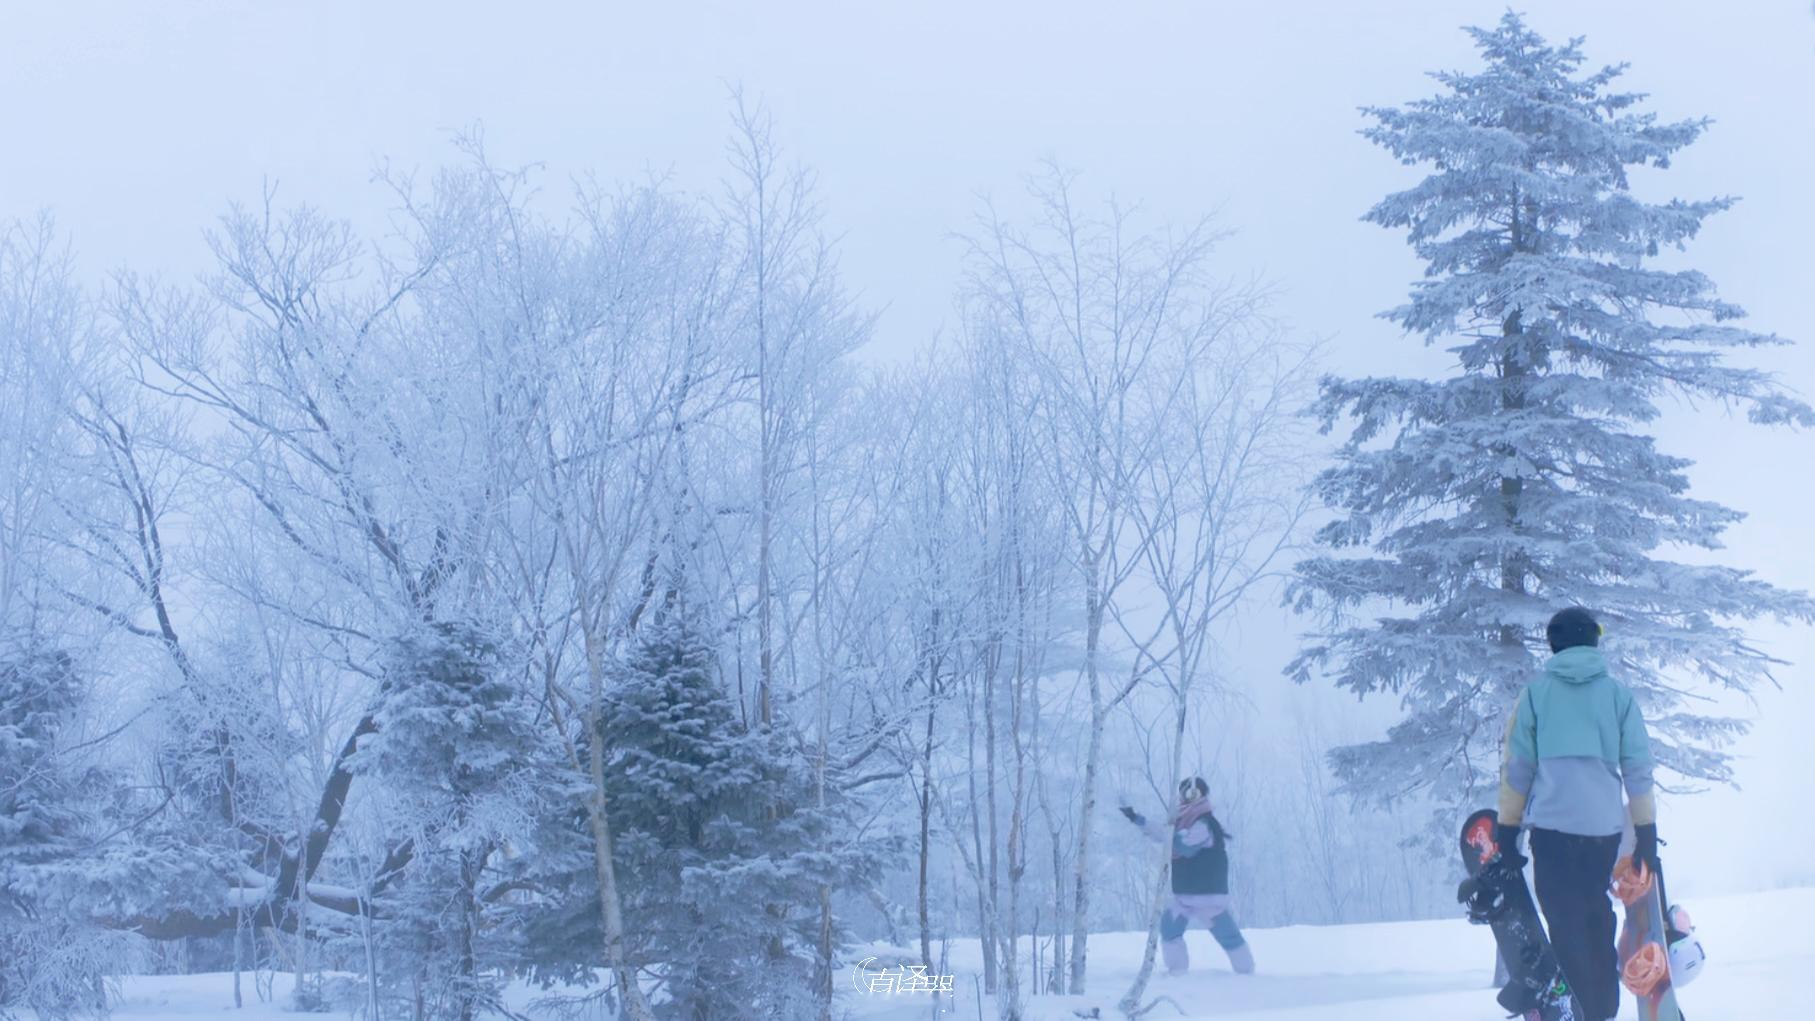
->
[1458, 857, 1517, 924]
[1494, 972, 1570, 1019]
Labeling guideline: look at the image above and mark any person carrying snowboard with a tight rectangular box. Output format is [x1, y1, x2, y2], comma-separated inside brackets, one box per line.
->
[1119, 776, 1254, 976]
[1496, 606, 1657, 1021]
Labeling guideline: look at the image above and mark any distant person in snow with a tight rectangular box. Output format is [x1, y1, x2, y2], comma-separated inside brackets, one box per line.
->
[1119, 776, 1254, 976]
[1496, 606, 1657, 1021]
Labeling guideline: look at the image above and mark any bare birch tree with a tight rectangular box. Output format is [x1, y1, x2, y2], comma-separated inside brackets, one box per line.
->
[1113, 307, 1314, 1018]
[962, 166, 1231, 993]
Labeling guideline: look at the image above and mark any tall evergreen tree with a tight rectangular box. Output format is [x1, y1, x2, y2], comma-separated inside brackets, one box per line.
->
[518, 613, 893, 1020]
[0, 637, 127, 1020]
[352, 622, 545, 1021]
[1287, 13, 1815, 830]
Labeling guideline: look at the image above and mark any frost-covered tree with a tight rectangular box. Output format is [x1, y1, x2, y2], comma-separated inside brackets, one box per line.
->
[960, 165, 1262, 994]
[351, 622, 544, 1021]
[522, 611, 892, 1021]
[0, 639, 127, 1020]
[1288, 13, 1815, 829]
[0, 222, 137, 1020]
[0, 641, 84, 1007]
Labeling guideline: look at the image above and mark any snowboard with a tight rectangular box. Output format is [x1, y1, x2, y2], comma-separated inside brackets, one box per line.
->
[1614, 854, 1684, 1021]
[1457, 809, 1585, 1021]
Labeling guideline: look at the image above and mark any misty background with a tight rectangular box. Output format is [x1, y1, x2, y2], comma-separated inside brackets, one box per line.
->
[10, 0, 1805, 889]
[3, 4, 1814, 1019]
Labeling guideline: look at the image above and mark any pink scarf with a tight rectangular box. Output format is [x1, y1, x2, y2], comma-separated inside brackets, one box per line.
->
[1172, 796, 1214, 851]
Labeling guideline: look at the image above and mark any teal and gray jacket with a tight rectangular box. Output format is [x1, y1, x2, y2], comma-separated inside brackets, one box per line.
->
[1497, 646, 1656, 838]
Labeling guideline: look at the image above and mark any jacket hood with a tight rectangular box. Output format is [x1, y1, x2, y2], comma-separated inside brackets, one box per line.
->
[1544, 645, 1608, 685]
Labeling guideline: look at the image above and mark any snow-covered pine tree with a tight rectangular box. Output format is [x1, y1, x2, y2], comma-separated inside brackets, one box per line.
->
[0, 637, 128, 1020]
[351, 622, 545, 1021]
[1287, 12, 1815, 832]
[518, 611, 892, 1021]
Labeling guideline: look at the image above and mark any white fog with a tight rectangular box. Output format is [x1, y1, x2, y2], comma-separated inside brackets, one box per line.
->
[3, 3, 1812, 1020]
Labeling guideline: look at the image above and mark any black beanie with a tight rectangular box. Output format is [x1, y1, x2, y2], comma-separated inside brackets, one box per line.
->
[1546, 606, 1600, 653]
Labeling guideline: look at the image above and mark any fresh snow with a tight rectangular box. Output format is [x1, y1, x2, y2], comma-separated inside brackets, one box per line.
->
[59, 887, 1808, 1020]
[857, 885, 1803, 1018]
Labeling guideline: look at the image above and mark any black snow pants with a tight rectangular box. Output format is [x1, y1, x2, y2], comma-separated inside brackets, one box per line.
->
[1529, 827, 1622, 1021]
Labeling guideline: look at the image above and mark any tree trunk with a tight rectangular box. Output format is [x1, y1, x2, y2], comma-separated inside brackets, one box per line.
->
[292, 845, 311, 1011]
[814, 702, 835, 1019]
[757, 490, 774, 726]
[918, 680, 937, 966]
[1031, 606, 1067, 994]
[1498, 202, 1531, 615]
[582, 780, 650, 1021]
[581, 634, 655, 1021]
[999, 559, 1032, 1021]
[1032, 662, 1067, 994]
[1050, 842, 1066, 993]
[458, 850, 480, 1021]
[965, 680, 999, 993]
[232, 900, 244, 1009]
[1067, 581, 1104, 993]
[984, 626, 1002, 1001]
[358, 877, 381, 1021]
[1118, 683, 1192, 1014]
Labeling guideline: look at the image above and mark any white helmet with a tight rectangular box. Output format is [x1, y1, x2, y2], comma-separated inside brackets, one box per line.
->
[1667, 907, 1706, 988]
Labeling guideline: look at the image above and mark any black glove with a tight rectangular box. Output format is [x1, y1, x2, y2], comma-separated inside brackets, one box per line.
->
[1494, 823, 1525, 867]
[1634, 823, 1659, 874]
[1119, 806, 1144, 826]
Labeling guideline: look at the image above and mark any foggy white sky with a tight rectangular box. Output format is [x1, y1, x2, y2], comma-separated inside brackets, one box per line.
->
[4, 0, 1812, 892]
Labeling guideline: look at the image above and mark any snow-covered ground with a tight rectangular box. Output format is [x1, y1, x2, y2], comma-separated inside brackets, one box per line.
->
[851, 887, 1809, 1020]
[68, 887, 1809, 1020]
